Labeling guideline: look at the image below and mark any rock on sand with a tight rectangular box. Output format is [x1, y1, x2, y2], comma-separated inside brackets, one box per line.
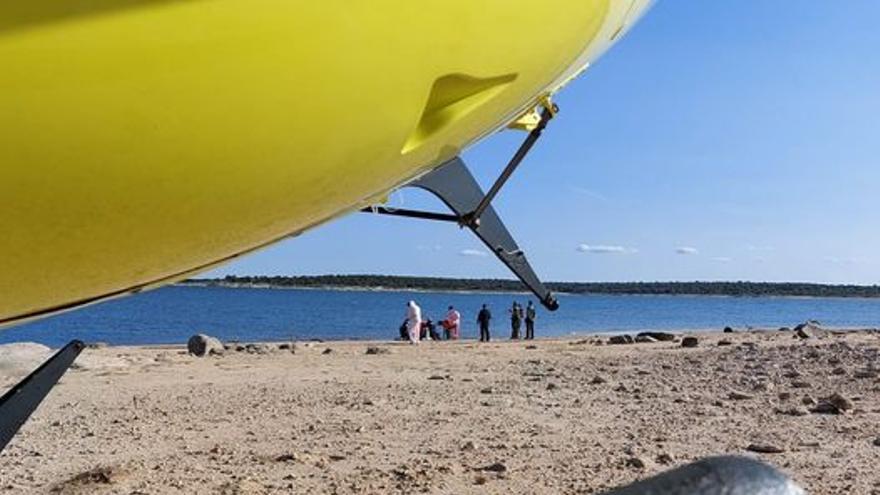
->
[187, 334, 224, 357]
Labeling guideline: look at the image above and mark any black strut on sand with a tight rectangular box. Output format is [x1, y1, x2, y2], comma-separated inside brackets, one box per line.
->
[361, 106, 559, 310]
[0, 340, 84, 454]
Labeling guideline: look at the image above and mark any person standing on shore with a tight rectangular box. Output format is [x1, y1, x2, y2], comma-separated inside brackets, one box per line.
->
[444, 305, 461, 340]
[477, 304, 492, 342]
[525, 301, 537, 340]
[510, 301, 522, 339]
[406, 300, 422, 344]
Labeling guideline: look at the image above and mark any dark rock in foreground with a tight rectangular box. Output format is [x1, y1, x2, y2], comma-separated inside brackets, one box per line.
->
[681, 336, 699, 348]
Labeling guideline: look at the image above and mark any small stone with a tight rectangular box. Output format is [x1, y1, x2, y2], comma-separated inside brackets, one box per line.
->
[778, 327, 791, 332]
[791, 381, 812, 389]
[656, 453, 674, 465]
[728, 391, 753, 401]
[462, 441, 477, 451]
[832, 367, 846, 375]
[801, 395, 817, 406]
[811, 393, 853, 415]
[525, 345, 538, 350]
[480, 387, 494, 394]
[873, 437, 880, 447]
[428, 375, 446, 380]
[681, 336, 699, 348]
[480, 462, 507, 473]
[717, 340, 733, 346]
[778, 392, 792, 401]
[365, 346, 389, 355]
[590, 376, 607, 385]
[723, 326, 734, 333]
[608, 335, 634, 345]
[474, 475, 488, 485]
[546, 383, 558, 391]
[321, 348, 333, 355]
[625, 457, 646, 469]
[747, 444, 785, 454]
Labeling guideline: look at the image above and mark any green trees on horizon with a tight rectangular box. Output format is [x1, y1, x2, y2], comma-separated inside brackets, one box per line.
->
[180, 275, 880, 298]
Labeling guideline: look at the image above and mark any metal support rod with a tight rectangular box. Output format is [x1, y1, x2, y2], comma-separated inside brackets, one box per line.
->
[0, 340, 84, 454]
[359, 206, 459, 223]
[463, 107, 555, 226]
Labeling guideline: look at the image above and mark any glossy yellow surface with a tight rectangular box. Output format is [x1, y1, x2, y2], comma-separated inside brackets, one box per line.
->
[0, 1, 651, 325]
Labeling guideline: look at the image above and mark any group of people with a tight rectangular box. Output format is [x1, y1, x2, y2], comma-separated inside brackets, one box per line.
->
[400, 300, 536, 344]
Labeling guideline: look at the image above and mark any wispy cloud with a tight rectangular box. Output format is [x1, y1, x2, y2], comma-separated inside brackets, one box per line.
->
[676, 246, 699, 255]
[459, 249, 489, 258]
[577, 244, 637, 254]
[746, 245, 774, 253]
[824, 256, 860, 265]
[711, 256, 733, 263]
[567, 185, 608, 202]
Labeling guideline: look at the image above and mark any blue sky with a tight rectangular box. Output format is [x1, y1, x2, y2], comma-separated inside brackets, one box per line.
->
[208, 2, 880, 284]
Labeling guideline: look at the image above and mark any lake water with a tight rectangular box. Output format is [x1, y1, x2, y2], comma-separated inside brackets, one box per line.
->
[2, 285, 880, 347]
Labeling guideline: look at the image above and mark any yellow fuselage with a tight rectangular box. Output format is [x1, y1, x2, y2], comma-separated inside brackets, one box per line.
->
[0, 1, 651, 325]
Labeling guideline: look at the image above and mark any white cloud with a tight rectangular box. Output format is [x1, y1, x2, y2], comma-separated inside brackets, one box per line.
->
[459, 249, 488, 258]
[711, 256, 733, 263]
[676, 246, 699, 255]
[577, 244, 637, 254]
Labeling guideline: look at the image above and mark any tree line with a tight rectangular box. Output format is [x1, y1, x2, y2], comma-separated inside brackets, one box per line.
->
[180, 275, 880, 298]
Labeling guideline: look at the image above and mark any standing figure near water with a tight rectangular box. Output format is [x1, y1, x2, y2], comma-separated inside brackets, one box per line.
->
[510, 301, 522, 339]
[443, 305, 461, 340]
[406, 300, 422, 344]
[477, 304, 492, 342]
[525, 301, 537, 340]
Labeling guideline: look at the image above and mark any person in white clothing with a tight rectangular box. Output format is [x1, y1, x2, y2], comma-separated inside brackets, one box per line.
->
[405, 300, 422, 344]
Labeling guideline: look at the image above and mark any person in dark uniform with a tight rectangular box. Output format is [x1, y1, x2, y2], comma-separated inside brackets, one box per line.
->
[477, 304, 492, 342]
[525, 301, 536, 340]
[509, 301, 522, 339]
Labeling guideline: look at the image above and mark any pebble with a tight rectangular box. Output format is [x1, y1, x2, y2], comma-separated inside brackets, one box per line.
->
[365, 346, 389, 355]
[811, 393, 853, 415]
[590, 376, 607, 385]
[480, 462, 507, 473]
[717, 340, 733, 346]
[608, 335, 634, 345]
[624, 457, 646, 469]
[873, 437, 880, 447]
[681, 337, 699, 348]
[746, 444, 785, 454]
[728, 391, 753, 401]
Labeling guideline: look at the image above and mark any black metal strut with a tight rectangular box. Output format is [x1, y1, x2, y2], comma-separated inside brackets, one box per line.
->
[0, 340, 84, 454]
[361, 106, 559, 310]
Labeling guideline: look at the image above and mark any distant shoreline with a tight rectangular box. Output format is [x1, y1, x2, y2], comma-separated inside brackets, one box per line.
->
[178, 275, 880, 299]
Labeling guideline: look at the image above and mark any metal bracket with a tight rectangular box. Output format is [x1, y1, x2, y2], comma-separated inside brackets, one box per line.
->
[361, 106, 559, 310]
[0, 340, 84, 454]
[362, 157, 558, 310]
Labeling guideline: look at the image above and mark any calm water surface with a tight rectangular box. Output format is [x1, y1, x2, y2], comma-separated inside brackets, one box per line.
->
[3, 286, 880, 347]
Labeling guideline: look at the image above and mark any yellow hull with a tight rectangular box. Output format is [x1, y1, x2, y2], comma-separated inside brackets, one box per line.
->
[0, 1, 650, 325]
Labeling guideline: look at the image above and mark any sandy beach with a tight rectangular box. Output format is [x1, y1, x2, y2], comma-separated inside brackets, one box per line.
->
[1, 328, 879, 494]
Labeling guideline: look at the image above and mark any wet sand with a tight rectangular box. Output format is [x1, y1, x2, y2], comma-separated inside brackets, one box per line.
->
[1, 329, 879, 494]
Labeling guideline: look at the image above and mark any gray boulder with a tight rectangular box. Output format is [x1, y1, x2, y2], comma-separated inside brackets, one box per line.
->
[187, 334, 224, 357]
[608, 335, 634, 345]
